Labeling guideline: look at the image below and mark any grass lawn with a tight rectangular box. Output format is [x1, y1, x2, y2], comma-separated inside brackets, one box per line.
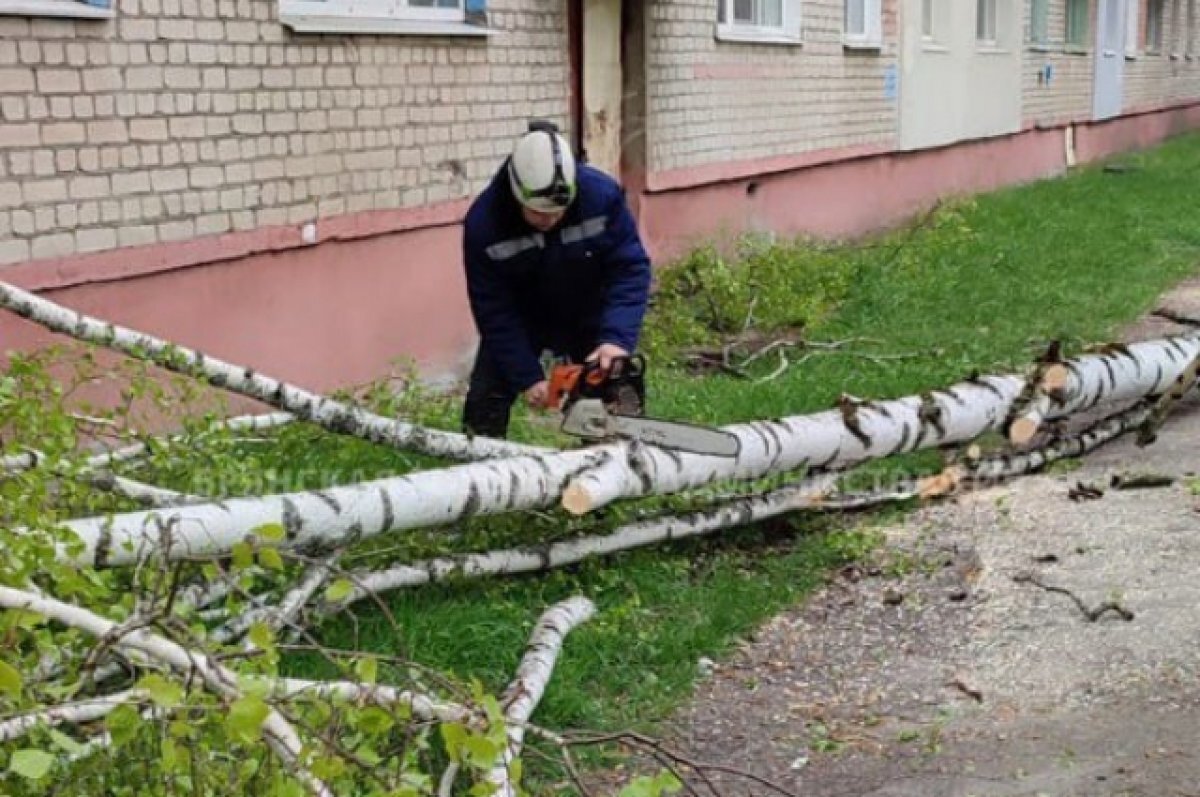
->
[144, 132, 1200, 791]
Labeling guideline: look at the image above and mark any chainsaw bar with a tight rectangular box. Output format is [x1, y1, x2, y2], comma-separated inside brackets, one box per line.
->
[561, 398, 741, 458]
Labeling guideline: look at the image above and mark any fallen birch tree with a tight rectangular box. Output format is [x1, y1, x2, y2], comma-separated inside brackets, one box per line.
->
[46, 333, 1199, 567]
[0, 280, 542, 462]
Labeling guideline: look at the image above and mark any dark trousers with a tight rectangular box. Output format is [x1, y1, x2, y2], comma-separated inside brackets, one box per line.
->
[461, 341, 591, 439]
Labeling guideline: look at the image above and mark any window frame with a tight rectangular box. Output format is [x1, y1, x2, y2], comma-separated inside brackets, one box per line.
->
[976, 0, 998, 44]
[1126, 0, 1141, 56]
[0, 0, 114, 18]
[278, 0, 494, 36]
[1030, 0, 1050, 45]
[716, 0, 803, 45]
[843, 0, 882, 48]
[921, 0, 936, 39]
[1065, 0, 1090, 48]
[1146, 0, 1165, 51]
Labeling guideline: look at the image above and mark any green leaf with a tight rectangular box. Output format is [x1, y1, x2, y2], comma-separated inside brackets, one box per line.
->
[136, 674, 184, 708]
[161, 737, 179, 770]
[463, 734, 500, 767]
[356, 707, 394, 736]
[254, 522, 287, 542]
[231, 542, 255, 570]
[105, 703, 142, 747]
[257, 547, 284, 571]
[248, 622, 274, 651]
[324, 579, 354, 603]
[225, 696, 269, 745]
[47, 730, 85, 756]
[440, 722, 469, 763]
[0, 659, 22, 698]
[354, 655, 378, 685]
[8, 749, 55, 780]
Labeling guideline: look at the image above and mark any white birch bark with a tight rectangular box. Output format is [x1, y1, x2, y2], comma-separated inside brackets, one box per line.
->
[54, 334, 1199, 566]
[323, 476, 837, 610]
[487, 596, 595, 797]
[83, 471, 202, 507]
[563, 335, 1200, 514]
[267, 678, 473, 726]
[0, 690, 144, 743]
[0, 585, 332, 797]
[0, 280, 543, 462]
[1006, 337, 1200, 446]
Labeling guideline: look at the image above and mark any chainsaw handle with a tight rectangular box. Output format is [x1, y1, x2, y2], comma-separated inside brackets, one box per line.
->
[545, 354, 645, 410]
[545, 363, 583, 410]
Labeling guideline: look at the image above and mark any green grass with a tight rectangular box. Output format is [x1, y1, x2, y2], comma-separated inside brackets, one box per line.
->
[259, 135, 1200, 789]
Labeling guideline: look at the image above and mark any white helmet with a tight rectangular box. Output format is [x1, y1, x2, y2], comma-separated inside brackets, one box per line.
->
[508, 120, 577, 212]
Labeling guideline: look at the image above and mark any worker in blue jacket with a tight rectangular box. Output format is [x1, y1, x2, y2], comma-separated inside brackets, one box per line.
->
[460, 120, 652, 439]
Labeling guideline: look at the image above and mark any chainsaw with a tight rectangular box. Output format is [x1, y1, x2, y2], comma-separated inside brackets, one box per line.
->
[543, 354, 741, 458]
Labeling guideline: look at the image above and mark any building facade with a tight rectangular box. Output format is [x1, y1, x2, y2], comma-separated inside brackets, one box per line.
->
[1, 0, 1198, 392]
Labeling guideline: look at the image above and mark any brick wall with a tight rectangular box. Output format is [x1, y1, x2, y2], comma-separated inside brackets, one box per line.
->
[644, 0, 900, 174]
[1124, 0, 1200, 109]
[0, 0, 569, 267]
[1022, 0, 1096, 125]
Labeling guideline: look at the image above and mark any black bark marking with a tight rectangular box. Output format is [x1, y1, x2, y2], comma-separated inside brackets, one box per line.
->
[310, 490, 342, 514]
[1102, 358, 1117, 394]
[888, 422, 914, 457]
[815, 445, 842, 470]
[94, 522, 113, 569]
[460, 481, 482, 520]
[629, 448, 656, 494]
[505, 470, 521, 510]
[378, 488, 395, 533]
[281, 498, 303, 541]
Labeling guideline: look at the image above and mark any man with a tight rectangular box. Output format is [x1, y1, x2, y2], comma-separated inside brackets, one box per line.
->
[460, 120, 652, 439]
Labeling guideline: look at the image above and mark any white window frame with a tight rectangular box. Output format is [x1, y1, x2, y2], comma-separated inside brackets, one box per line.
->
[1030, 0, 1051, 46]
[279, 0, 494, 36]
[716, 0, 803, 45]
[921, 0, 935, 38]
[843, 0, 882, 48]
[0, 0, 114, 19]
[1125, 0, 1141, 55]
[1146, 0, 1165, 50]
[976, 0, 998, 44]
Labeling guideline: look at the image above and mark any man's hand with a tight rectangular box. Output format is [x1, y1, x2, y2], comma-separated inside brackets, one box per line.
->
[586, 343, 629, 372]
[524, 380, 550, 410]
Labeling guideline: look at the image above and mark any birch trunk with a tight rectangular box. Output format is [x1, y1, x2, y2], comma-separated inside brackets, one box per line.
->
[0, 690, 143, 743]
[1006, 337, 1200, 446]
[487, 597, 595, 797]
[563, 335, 1200, 514]
[0, 585, 332, 797]
[0, 280, 542, 462]
[323, 476, 837, 610]
[54, 334, 1198, 566]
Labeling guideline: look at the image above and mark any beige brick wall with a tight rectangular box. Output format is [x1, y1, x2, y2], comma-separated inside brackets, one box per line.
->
[1023, 0, 1200, 126]
[1022, 0, 1095, 125]
[1124, 0, 1200, 108]
[0, 0, 569, 266]
[645, 0, 900, 174]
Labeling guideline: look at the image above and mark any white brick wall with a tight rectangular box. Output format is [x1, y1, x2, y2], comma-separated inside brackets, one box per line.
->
[0, 0, 569, 266]
[645, 0, 901, 173]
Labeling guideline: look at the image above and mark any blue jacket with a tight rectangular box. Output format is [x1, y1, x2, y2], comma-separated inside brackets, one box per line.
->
[462, 162, 652, 393]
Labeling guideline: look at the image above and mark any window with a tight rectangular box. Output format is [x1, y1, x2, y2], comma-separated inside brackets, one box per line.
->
[977, 0, 997, 43]
[1146, 0, 1165, 50]
[278, 0, 492, 36]
[1030, 0, 1050, 44]
[0, 0, 114, 18]
[921, 0, 935, 38]
[1066, 0, 1090, 46]
[1126, 0, 1141, 55]
[844, 0, 882, 46]
[1102, 0, 1123, 50]
[716, 0, 803, 43]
